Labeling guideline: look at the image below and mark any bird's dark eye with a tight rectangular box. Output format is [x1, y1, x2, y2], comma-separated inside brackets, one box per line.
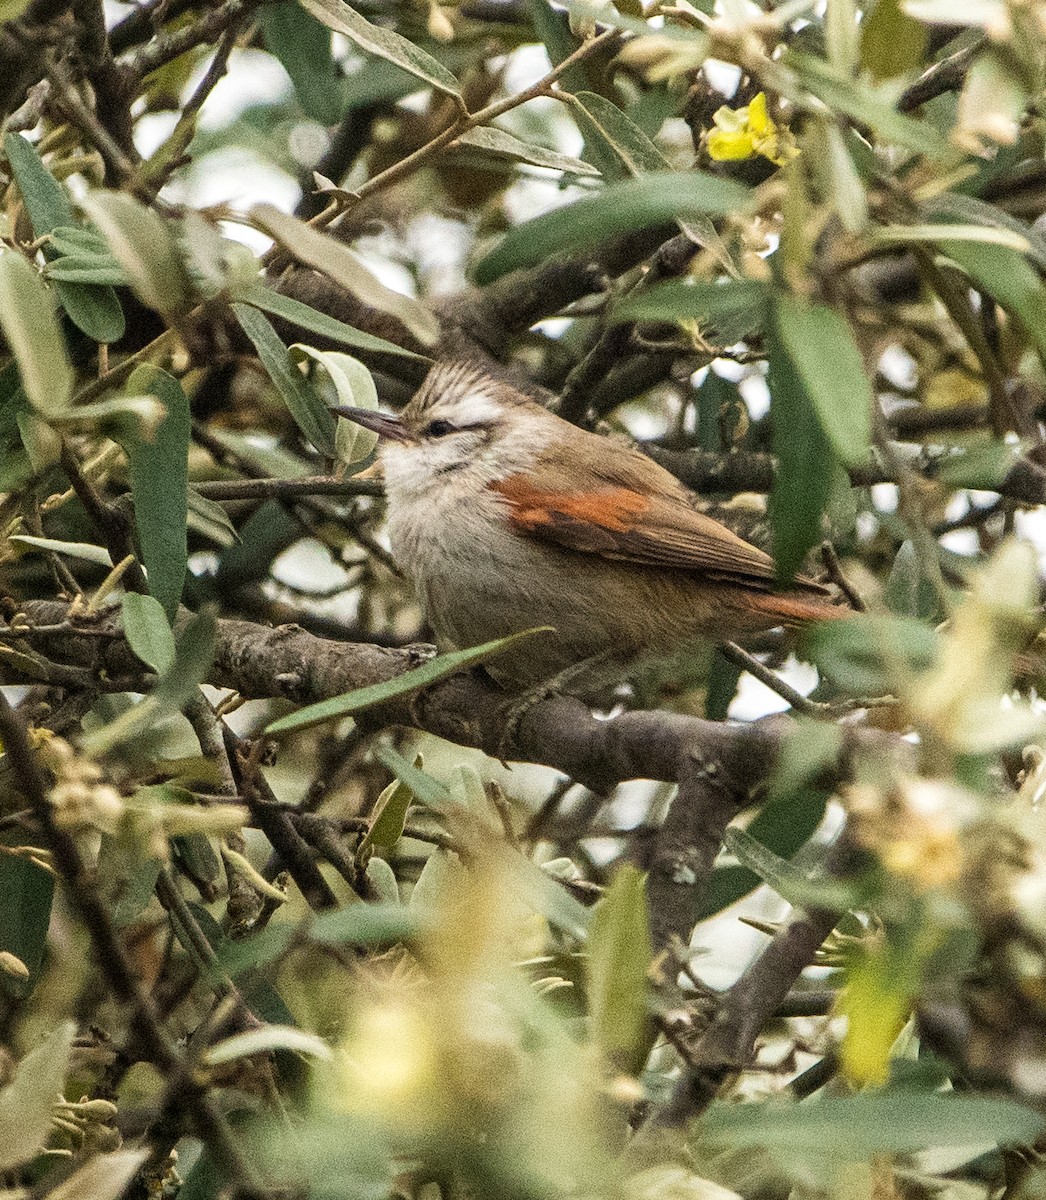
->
[425, 418, 455, 437]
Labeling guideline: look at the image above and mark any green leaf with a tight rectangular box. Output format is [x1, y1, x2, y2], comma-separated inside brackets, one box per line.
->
[290, 346, 379, 463]
[9, 534, 112, 566]
[572, 91, 668, 180]
[257, 2, 343, 124]
[376, 745, 591, 936]
[0, 250, 73, 415]
[4, 132, 74, 232]
[264, 628, 552, 735]
[0, 1022, 74, 1171]
[79, 190, 190, 316]
[205, 1025, 333, 1065]
[697, 787, 829, 920]
[234, 285, 429, 360]
[587, 864, 653, 1075]
[233, 304, 336, 455]
[124, 366, 190, 623]
[249, 203, 438, 347]
[43, 259, 130, 285]
[933, 439, 1022, 489]
[885, 539, 942, 621]
[365, 856, 400, 903]
[83, 610, 217, 756]
[926, 193, 1046, 270]
[122, 592, 177, 673]
[45, 1150, 151, 1200]
[0, 851, 53, 998]
[939, 238, 1046, 369]
[611, 279, 771, 336]
[529, 0, 587, 89]
[767, 321, 837, 580]
[771, 293, 872, 467]
[53, 280, 125, 343]
[299, 0, 461, 100]
[360, 772, 415, 852]
[374, 743, 453, 812]
[474, 171, 751, 285]
[453, 125, 600, 176]
[217, 903, 424, 977]
[788, 52, 953, 160]
[721, 827, 851, 912]
[112, 858, 162, 926]
[803, 612, 939, 693]
[701, 1092, 1044, 1156]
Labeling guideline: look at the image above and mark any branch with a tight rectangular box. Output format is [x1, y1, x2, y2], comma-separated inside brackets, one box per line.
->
[649, 900, 842, 1127]
[648, 443, 1046, 506]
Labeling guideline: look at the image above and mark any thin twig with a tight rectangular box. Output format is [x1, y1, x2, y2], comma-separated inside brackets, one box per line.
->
[193, 474, 384, 501]
[315, 27, 620, 235]
[126, 0, 260, 78]
[819, 542, 867, 612]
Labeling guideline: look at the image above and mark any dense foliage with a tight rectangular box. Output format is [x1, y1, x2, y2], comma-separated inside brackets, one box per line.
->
[2, 0, 1046, 1196]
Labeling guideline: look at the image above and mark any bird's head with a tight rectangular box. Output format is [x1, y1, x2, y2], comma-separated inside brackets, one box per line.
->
[335, 361, 549, 497]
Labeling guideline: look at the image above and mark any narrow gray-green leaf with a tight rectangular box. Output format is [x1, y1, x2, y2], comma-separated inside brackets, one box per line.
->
[611, 279, 771, 327]
[300, 0, 461, 98]
[83, 610, 217, 755]
[0, 250, 73, 414]
[45, 1150, 151, 1200]
[4, 133, 74, 233]
[0, 853, 53, 999]
[374, 743, 452, 812]
[291, 346, 379, 464]
[53, 279, 125, 343]
[265, 627, 551, 735]
[43, 259, 130, 285]
[702, 1092, 1044, 1155]
[789, 52, 954, 160]
[124, 366, 190, 623]
[9, 534, 112, 566]
[122, 592, 176, 673]
[205, 1025, 333, 1065]
[768, 321, 837, 580]
[257, 2, 343, 124]
[235, 285, 428, 360]
[79, 190, 190, 316]
[216, 902, 424, 977]
[573, 91, 669, 180]
[772, 292, 872, 467]
[0, 1022, 74, 1172]
[233, 303, 337, 456]
[940, 239, 1046, 368]
[250, 203, 439, 347]
[474, 171, 750, 285]
[454, 125, 600, 176]
[361, 773, 415, 852]
[587, 864, 653, 1074]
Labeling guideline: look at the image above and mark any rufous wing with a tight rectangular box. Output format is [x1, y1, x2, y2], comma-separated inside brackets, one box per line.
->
[491, 448, 825, 594]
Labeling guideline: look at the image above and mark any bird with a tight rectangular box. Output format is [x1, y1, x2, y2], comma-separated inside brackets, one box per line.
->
[336, 359, 848, 694]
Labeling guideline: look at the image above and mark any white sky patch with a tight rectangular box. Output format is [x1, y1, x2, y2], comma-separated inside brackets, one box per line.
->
[871, 481, 899, 512]
[738, 369, 770, 420]
[196, 49, 292, 128]
[940, 528, 980, 556]
[703, 59, 743, 97]
[729, 655, 819, 720]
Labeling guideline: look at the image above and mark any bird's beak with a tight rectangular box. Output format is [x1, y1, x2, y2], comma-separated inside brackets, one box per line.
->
[332, 406, 412, 443]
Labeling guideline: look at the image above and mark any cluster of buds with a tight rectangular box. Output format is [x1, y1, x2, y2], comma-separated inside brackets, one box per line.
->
[38, 735, 124, 835]
[51, 1095, 121, 1155]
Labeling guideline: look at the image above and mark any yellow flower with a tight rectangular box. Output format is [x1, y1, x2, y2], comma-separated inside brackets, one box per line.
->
[705, 92, 798, 166]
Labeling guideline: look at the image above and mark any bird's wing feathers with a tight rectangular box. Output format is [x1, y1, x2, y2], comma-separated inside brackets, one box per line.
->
[491, 450, 789, 590]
